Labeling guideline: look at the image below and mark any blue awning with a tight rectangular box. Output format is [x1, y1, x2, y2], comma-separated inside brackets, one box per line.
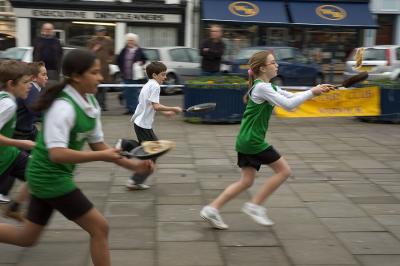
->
[288, 1, 377, 28]
[202, 0, 289, 25]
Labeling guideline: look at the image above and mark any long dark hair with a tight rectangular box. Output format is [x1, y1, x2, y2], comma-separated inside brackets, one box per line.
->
[31, 49, 97, 112]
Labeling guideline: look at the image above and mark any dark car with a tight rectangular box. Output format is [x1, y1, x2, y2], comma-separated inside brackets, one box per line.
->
[231, 46, 324, 86]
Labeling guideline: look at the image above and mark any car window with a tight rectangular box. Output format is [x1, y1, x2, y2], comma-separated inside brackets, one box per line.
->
[187, 48, 200, 63]
[169, 48, 190, 62]
[0, 47, 28, 61]
[396, 47, 400, 60]
[292, 49, 308, 64]
[275, 48, 295, 61]
[362, 48, 386, 61]
[236, 49, 264, 60]
[143, 49, 160, 61]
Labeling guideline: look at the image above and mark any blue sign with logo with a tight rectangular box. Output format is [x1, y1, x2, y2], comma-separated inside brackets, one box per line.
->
[202, 0, 288, 24]
[289, 2, 376, 28]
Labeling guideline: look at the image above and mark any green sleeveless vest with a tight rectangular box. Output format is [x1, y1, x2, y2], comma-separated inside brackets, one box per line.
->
[0, 92, 20, 175]
[27, 91, 98, 198]
[235, 80, 277, 154]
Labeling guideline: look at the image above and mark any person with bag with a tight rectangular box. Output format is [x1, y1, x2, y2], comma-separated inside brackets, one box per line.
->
[117, 33, 148, 115]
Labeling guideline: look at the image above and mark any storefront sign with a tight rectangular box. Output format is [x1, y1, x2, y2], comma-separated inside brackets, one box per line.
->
[275, 86, 381, 118]
[229, 1, 259, 17]
[316, 5, 347, 20]
[13, 8, 181, 23]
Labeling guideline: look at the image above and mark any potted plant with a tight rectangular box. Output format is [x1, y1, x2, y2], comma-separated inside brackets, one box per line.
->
[184, 75, 248, 123]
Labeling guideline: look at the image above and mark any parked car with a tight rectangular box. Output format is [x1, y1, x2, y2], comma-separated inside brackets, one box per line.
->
[137, 46, 230, 94]
[230, 46, 324, 86]
[344, 45, 400, 81]
[0, 46, 120, 82]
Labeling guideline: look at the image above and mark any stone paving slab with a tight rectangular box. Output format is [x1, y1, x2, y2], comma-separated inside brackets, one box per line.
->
[1, 94, 400, 265]
[336, 232, 400, 254]
[282, 239, 358, 265]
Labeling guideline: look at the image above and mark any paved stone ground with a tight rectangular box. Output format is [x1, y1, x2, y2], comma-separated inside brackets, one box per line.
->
[1, 93, 400, 266]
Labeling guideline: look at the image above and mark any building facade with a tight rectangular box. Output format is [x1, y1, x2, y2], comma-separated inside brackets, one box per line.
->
[370, 0, 400, 45]
[10, 0, 191, 54]
[198, 0, 379, 74]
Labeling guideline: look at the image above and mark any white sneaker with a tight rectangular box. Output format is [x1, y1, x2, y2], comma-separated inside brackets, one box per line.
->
[242, 202, 274, 226]
[200, 206, 229, 229]
[126, 179, 150, 190]
[0, 194, 10, 204]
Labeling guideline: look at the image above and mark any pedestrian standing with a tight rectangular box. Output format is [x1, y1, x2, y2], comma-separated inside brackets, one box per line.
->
[200, 50, 335, 229]
[32, 23, 63, 83]
[117, 33, 148, 115]
[0, 60, 33, 222]
[87, 25, 114, 111]
[0, 49, 153, 266]
[125, 61, 182, 190]
[200, 25, 225, 76]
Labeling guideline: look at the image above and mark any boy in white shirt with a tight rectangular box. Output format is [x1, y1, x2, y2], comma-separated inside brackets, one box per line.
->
[127, 61, 182, 189]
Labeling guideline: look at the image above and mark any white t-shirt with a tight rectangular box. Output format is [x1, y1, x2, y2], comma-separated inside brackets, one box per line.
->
[251, 82, 314, 110]
[131, 79, 160, 129]
[44, 85, 104, 149]
[0, 92, 16, 130]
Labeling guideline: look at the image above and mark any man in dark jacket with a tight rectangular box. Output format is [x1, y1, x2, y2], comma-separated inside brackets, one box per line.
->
[200, 25, 225, 76]
[32, 23, 63, 83]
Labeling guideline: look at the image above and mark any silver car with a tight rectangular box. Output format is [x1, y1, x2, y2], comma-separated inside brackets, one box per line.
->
[344, 45, 400, 81]
[141, 46, 230, 94]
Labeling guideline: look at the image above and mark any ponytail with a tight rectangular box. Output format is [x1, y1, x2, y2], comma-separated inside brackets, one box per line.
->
[31, 80, 68, 112]
[243, 69, 254, 104]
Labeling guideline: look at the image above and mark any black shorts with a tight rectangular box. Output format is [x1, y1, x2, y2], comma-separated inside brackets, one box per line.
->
[134, 123, 158, 143]
[237, 146, 281, 171]
[26, 189, 93, 226]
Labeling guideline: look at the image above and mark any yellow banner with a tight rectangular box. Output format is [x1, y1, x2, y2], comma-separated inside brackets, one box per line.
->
[275, 86, 381, 118]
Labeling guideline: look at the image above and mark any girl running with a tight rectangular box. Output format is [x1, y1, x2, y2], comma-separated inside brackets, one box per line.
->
[0, 49, 153, 266]
[200, 50, 334, 229]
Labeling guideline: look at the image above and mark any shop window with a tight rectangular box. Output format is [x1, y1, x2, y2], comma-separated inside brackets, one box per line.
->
[127, 26, 177, 47]
[266, 28, 288, 46]
[32, 20, 116, 49]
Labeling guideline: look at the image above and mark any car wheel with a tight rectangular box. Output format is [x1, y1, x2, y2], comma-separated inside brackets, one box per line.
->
[271, 76, 284, 86]
[162, 73, 179, 95]
[314, 74, 324, 86]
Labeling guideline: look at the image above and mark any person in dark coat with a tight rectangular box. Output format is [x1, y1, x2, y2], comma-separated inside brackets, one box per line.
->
[200, 25, 225, 76]
[32, 23, 63, 83]
[117, 33, 147, 115]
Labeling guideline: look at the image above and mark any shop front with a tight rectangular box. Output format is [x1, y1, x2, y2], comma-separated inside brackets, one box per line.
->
[10, 0, 186, 54]
[200, 0, 377, 75]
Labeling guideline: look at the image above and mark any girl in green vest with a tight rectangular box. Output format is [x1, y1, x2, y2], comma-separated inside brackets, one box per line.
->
[201, 50, 334, 229]
[0, 49, 153, 266]
[0, 60, 33, 221]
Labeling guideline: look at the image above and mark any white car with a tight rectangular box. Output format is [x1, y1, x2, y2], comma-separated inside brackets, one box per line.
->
[344, 45, 400, 81]
[0, 46, 120, 82]
[137, 46, 230, 94]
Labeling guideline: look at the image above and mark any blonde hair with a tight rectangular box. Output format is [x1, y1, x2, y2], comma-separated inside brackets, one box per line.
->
[243, 50, 274, 104]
